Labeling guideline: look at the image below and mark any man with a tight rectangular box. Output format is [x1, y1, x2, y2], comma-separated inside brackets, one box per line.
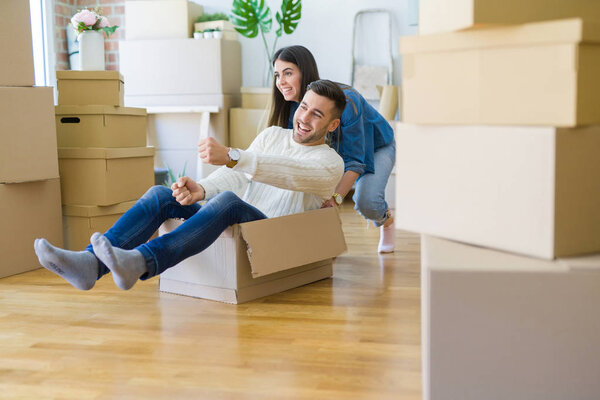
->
[34, 80, 346, 291]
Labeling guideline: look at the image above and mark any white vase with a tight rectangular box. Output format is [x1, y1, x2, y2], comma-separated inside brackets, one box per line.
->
[213, 31, 223, 39]
[203, 31, 213, 39]
[78, 30, 105, 70]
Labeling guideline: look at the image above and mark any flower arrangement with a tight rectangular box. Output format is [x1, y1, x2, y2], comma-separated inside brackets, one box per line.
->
[71, 8, 118, 37]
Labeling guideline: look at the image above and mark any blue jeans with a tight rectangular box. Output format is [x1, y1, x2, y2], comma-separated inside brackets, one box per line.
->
[352, 140, 396, 227]
[85, 186, 267, 280]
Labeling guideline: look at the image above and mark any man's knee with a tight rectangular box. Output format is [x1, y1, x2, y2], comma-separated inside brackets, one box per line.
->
[210, 191, 242, 207]
[143, 185, 173, 202]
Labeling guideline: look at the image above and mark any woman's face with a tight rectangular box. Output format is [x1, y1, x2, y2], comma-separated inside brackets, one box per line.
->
[274, 59, 302, 103]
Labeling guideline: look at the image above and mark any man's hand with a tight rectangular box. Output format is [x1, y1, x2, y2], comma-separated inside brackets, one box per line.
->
[198, 137, 230, 165]
[321, 197, 337, 208]
[171, 176, 205, 205]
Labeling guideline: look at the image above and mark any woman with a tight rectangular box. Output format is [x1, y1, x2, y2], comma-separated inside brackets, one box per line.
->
[268, 45, 396, 253]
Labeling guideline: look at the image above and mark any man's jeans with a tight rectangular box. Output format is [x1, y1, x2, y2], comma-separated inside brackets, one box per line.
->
[85, 186, 267, 280]
[352, 140, 396, 227]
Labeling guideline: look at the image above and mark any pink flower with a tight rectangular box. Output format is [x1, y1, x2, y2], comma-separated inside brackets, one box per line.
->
[98, 16, 110, 28]
[71, 9, 99, 28]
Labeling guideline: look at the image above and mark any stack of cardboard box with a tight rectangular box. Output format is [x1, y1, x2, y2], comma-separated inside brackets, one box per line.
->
[396, 1, 600, 398]
[229, 87, 271, 150]
[0, 0, 63, 279]
[55, 71, 154, 251]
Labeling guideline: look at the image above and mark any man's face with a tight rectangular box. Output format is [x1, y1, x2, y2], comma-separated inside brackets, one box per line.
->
[292, 90, 341, 146]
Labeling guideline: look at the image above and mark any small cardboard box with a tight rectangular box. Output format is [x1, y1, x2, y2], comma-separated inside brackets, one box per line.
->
[55, 105, 147, 148]
[229, 108, 265, 150]
[62, 201, 136, 251]
[159, 208, 347, 304]
[400, 18, 600, 126]
[0, 87, 59, 183]
[394, 122, 600, 259]
[421, 235, 600, 400]
[241, 86, 271, 109]
[0, 0, 34, 86]
[58, 147, 155, 206]
[194, 20, 238, 39]
[119, 39, 241, 97]
[125, 0, 204, 39]
[1, 178, 63, 279]
[420, 0, 600, 35]
[57, 71, 124, 106]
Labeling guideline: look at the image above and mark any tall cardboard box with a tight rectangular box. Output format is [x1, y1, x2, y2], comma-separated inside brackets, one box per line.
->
[125, 0, 203, 39]
[400, 18, 600, 126]
[159, 208, 347, 304]
[0, 87, 59, 183]
[0, 0, 34, 86]
[394, 123, 600, 259]
[229, 108, 265, 150]
[420, 0, 600, 35]
[1, 179, 63, 278]
[58, 147, 155, 206]
[62, 201, 136, 251]
[421, 235, 600, 400]
[55, 105, 147, 148]
[241, 87, 271, 109]
[57, 71, 125, 106]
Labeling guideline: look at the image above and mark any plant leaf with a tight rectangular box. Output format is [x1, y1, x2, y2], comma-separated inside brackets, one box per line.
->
[277, 0, 301, 35]
[230, 0, 272, 39]
[101, 25, 118, 37]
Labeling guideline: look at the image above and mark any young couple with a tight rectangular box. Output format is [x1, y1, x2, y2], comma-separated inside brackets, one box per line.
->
[35, 47, 396, 292]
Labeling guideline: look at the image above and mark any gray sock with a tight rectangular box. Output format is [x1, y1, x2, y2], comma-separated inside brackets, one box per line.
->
[90, 233, 148, 290]
[33, 238, 98, 290]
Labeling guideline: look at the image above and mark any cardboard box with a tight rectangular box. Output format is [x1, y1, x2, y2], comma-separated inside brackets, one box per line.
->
[421, 235, 600, 400]
[125, 0, 203, 40]
[394, 122, 600, 259]
[159, 207, 347, 303]
[62, 201, 135, 251]
[1, 178, 63, 278]
[400, 18, 600, 126]
[119, 39, 241, 98]
[420, 0, 600, 35]
[55, 105, 147, 148]
[241, 86, 271, 109]
[194, 20, 238, 40]
[58, 147, 155, 206]
[229, 108, 265, 150]
[57, 71, 124, 106]
[0, 87, 59, 183]
[0, 0, 34, 86]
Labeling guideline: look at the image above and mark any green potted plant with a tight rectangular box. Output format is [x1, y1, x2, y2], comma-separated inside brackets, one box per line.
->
[195, 12, 232, 33]
[213, 27, 223, 39]
[203, 28, 214, 39]
[193, 30, 203, 39]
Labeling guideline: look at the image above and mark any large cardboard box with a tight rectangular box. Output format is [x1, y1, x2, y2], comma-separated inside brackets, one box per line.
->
[62, 201, 135, 251]
[229, 108, 265, 150]
[0, 0, 34, 86]
[241, 86, 271, 109]
[159, 208, 347, 304]
[125, 0, 203, 40]
[420, 0, 600, 35]
[0, 87, 59, 183]
[119, 39, 241, 99]
[394, 123, 600, 259]
[55, 105, 147, 148]
[57, 71, 124, 106]
[1, 179, 63, 278]
[58, 147, 154, 206]
[421, 235, 600, 400]
[400, 18, 600, 126]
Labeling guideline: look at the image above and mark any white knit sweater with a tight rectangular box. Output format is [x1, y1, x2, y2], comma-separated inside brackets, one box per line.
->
[197, 126, 344, 218]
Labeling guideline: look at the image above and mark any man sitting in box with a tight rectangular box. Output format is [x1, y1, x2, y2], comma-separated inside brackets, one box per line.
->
[34, 80, 346, 291]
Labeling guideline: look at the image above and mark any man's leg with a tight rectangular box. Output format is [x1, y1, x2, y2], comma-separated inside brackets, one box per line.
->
[91, 191, 267, 289]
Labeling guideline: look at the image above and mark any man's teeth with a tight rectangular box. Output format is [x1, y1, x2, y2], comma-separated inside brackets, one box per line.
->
[298, 123, 310, 134]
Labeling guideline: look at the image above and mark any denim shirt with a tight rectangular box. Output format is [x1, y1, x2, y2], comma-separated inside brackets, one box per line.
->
[288, 86, 394, 176]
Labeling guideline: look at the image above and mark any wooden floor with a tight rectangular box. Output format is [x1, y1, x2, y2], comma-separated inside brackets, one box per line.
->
[0, 204, 422, 399]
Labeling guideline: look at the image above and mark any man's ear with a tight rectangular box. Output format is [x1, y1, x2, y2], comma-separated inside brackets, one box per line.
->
[328, 118, 341, 133]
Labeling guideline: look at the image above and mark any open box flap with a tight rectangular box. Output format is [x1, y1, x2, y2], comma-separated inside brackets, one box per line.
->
[239, 207, 347, 278]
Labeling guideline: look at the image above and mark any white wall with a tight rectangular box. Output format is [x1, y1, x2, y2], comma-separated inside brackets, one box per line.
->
[196, 0, 417, 88]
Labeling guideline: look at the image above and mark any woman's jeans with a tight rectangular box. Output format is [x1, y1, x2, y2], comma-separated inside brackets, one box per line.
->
[85, 186, 267, 280]
[352, 140, 396, 227]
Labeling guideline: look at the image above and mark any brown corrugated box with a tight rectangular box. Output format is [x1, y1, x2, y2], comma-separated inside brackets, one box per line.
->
[56, 71, 125, 106]
[0, 87, 59, 183]
[229, 108, 265, 150]
[1, 178, 63, 278]
[55, 105, 147, 148]
[62, 201, 136, 251]
[58, 147, 155, 206]
[0, 0, 34, 86]
[241, 86, 271, 109]
[159, 207, 347, 303]
[400, 18, 600, 126]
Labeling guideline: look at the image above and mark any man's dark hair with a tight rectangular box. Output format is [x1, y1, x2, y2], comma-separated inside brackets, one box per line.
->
[306, 79, 347, 119]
